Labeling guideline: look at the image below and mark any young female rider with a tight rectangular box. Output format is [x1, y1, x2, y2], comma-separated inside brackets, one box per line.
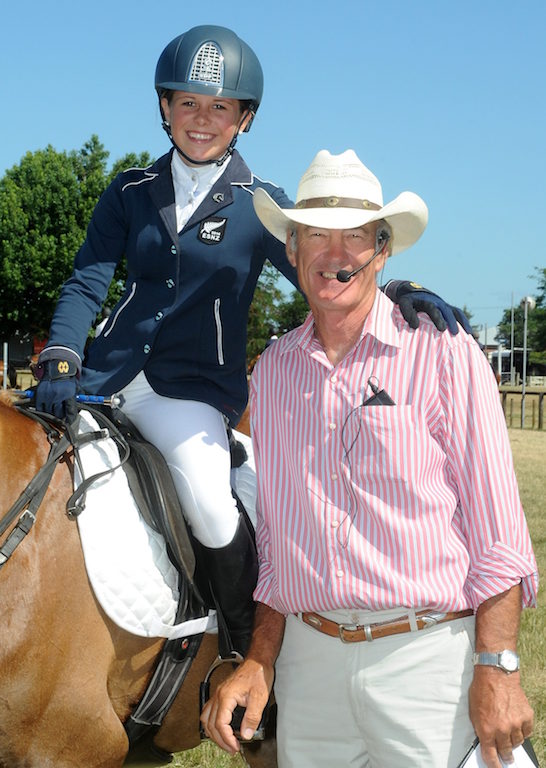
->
[35, 25, 461, 658]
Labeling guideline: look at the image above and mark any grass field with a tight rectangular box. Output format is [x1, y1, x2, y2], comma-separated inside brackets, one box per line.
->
[510, 429, 546, 765]
[127, 428, 545, 767]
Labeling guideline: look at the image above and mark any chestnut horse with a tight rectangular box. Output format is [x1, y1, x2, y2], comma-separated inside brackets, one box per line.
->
[0, 394, 275, 768]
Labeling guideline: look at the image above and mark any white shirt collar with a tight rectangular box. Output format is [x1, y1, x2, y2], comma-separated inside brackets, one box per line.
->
[171, 151, 230, 231]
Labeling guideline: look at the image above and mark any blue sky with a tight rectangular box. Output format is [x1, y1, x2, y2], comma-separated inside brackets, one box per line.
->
[2, 0, 545, 331]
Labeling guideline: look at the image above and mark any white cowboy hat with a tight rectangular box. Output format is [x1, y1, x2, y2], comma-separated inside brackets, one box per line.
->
[253, 149, 428, 255]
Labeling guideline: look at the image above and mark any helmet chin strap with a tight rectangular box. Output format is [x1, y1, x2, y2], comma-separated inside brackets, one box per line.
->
[161, 108, 253, 167]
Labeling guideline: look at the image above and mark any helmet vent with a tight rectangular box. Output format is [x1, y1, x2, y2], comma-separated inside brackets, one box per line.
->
[189, 42, 224, 87]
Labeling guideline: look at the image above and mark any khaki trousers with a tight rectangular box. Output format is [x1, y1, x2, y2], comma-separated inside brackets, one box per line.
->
[274, 608, 476, 768]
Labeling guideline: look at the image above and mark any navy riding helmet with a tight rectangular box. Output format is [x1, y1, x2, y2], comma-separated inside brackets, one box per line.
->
[155, 25, 264, 164]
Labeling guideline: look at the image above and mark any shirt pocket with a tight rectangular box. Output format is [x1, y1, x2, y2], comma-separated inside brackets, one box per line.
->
[351, 405, 445, 493]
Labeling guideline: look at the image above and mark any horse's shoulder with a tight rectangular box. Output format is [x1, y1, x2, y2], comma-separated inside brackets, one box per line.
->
[0, 399, 49, 469]
[0, 391, 15, 408]
[0, 396, 23, 433]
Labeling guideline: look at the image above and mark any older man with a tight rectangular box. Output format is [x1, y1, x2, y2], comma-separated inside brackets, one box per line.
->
[201, 150, 538, 768]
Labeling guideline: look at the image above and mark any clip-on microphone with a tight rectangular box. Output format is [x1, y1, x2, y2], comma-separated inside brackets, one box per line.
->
[362, 378, 395, 406]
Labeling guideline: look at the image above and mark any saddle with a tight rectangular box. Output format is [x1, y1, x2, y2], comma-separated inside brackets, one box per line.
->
[112, 408, 249, 615]
[114, 410, 198, 607]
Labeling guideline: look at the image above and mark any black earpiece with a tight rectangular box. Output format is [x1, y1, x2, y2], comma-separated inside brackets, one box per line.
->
[376, 225, 391, 249]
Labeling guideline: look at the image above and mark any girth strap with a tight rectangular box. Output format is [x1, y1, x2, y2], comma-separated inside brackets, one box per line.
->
[124, 632, 204, 744]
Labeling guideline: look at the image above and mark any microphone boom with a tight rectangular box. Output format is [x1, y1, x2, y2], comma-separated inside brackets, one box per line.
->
[335, 233, 390, 283]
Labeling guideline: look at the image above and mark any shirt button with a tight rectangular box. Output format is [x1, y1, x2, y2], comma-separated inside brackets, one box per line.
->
[155, 311, 164, 321]
[331, 375, 337, 383]
[329, 422, 336, 430]
[165, 278, 175, 288]
[331, 473, 338, 480]
[170, 245, 177, 255]
[143, 344, 151, 354]
[331, 520, 339, 528]
[336, 569, 344, 578]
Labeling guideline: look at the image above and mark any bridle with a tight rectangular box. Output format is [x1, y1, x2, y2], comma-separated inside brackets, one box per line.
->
[0, 405, 130, 569]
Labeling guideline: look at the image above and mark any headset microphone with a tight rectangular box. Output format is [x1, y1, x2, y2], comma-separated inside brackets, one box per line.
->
[336, 252, 379, 283]
[336, 228, 391, 283]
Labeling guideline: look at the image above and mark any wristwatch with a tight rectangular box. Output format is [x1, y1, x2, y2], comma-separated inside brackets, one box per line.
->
[473, 650, 520, 673]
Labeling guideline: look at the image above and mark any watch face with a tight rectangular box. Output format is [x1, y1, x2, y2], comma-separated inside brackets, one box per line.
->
[500, 650, 519, 672]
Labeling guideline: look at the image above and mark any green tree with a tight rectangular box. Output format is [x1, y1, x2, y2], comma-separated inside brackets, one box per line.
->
[0, 137, 152, 341]
[1, 145, 88, 339]
[246, 263, 283, 365]
[108, 151, 154, 183]
[497, 268, 546, 366]
[276, 289, 309, 333]
[245, 284, 308, 372]
[529, 268, 546, 358]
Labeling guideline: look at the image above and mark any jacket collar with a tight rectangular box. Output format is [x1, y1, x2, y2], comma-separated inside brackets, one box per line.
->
[147, 151, 178, 245]
[185, 150, 253, 230]
[147, 150, 254, 240]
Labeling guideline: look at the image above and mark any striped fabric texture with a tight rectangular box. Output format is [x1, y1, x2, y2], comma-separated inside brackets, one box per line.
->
[250, 290, 538, 615]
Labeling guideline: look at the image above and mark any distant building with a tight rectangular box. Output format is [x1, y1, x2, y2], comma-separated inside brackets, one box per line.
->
[476, 325, 546, 384]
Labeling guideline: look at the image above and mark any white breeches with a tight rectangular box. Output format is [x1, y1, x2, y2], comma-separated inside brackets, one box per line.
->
[117, 371, 239, 548]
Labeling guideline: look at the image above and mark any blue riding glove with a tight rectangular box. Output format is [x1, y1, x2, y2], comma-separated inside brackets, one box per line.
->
[35, 347, 81, 422]
[382, 280, 473, 335]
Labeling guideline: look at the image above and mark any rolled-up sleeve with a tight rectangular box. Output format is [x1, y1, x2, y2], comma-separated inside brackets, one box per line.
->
[439, 338, 538, 609]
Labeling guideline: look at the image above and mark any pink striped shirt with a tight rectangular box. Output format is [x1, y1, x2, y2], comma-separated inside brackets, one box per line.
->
[250, 290, 538, 615]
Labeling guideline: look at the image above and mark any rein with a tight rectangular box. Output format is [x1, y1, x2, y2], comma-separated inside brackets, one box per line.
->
[0, 404, 130, 569]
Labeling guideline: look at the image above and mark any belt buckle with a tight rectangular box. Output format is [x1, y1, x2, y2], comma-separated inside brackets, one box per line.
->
[420, 611, 447, 627]
[338, 623, 373, 643]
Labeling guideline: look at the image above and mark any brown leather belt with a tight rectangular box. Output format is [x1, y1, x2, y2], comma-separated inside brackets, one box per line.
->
[300, 609, 473, 643]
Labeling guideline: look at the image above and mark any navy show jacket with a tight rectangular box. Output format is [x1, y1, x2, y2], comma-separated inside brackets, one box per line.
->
[47, 149, 299, 425]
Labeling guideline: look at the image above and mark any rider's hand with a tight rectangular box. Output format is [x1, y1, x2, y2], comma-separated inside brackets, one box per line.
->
[382, 280, 473, 335]
[35, 347, 81, 422]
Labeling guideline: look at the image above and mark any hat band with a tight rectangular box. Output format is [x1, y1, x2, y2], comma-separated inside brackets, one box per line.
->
[295, 196, 382, 211]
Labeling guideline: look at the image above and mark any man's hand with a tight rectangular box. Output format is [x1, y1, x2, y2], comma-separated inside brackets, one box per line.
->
[469, 669, 534, 767]
[470, 585, 534, 767]
[201, 602, 285, 754]
[200, 657, 274, 754]
[382, 280, 473, 335]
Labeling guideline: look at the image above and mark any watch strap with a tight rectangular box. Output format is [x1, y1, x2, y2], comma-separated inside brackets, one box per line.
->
[473, 650, 519, 673]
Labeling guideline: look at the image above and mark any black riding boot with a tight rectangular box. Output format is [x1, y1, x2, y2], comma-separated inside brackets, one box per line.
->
[200, 513, 258, 658]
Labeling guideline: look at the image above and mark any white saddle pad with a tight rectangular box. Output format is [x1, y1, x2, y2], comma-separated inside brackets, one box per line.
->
[74, 411, 222, 639]
[73, 411, 258, 639]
